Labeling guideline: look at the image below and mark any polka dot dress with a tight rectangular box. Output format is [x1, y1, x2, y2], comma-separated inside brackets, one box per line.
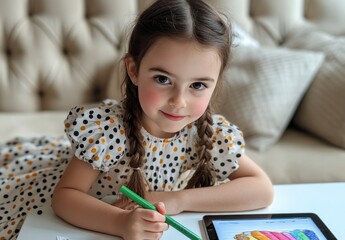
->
[0, 99, 245, 239]
[0, 136, 71, 240]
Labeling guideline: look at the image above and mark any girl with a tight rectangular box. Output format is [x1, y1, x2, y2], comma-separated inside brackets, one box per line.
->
[53, 0, 273, 239]
[0, 0, 273, 239]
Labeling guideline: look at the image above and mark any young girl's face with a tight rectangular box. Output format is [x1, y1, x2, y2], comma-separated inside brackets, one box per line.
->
[126, 37, 221, 138]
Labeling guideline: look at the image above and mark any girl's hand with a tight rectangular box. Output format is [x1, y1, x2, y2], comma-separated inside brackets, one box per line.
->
[121, 206, 169, 240]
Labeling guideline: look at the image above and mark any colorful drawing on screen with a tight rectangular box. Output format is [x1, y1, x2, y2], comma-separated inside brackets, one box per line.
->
[234, 229, 319, 240]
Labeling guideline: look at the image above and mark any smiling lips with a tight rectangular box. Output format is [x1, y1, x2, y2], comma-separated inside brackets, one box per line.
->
[162, 111, 185, 121]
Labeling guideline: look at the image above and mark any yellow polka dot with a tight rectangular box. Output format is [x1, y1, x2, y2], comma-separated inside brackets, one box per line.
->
[65, 123, 71, 128]
[180, 156, 185, 161]
[109, 118, 115, 123]
[223, 121, 229, 126]
[94, 156, 99, 161]
[7, 229, 13, 235]
[106, 154, 111, 160]
[5, 185, 10, 190]
[8, 173, 14, 178]
[227, 136, 233, 141]
[229, 143, 233, 148]
[80, 126, 86, 131]
[159, 159, 164, 164]
[96, 121, 101, 125]
[89, 138, 94, 143]
[218, 116, 224, 121]
[164, 138, 169, 143]
[167, 185, 172, 190]
[98, 127, 102, 131]
[162, 183, 166, 189]
[101, 138, 106, 144]
[91, 148, 97, 153]
[16, 178, 21, 183]
[17, 145, 23, 150]
[173, 147, 178, 152]
[143, 141, 147, 146]
[152, 146, 157, 152]
[56, 154, 61, 158]
[117, 147, 122, 152]
[120, 129, 125, 135]
[25, 174, 30, 179]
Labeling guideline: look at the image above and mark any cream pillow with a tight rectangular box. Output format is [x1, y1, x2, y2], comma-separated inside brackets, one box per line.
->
[214, 46, 324, 151]
[284, 29, 345, 149]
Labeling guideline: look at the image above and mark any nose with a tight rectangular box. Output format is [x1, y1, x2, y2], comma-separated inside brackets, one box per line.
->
[168, 90, 187, 109]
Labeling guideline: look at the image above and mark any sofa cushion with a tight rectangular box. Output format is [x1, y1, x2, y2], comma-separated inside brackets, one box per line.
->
[284, 29, 345, 149]
[214, 46, 324, 151]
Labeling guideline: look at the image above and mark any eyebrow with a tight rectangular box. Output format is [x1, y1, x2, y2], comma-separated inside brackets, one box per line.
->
[149, 67, 215, 82]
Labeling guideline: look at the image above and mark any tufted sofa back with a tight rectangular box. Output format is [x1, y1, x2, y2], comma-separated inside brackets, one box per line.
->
[1, 0, 344, 112]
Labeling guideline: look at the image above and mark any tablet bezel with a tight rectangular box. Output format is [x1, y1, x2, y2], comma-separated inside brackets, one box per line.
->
[202, 213, 337, 240]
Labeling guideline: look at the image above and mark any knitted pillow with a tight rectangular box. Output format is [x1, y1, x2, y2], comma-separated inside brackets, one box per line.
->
[214, 46, 324, 151]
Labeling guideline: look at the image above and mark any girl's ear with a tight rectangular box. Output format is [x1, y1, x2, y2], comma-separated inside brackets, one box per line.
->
[124, 55, 138, 86]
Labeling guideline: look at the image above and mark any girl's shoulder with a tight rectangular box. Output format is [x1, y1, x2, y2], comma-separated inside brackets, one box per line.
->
[210, 114, 244, 142]
[65, 99, 125, 123]
[209, 114, 245, 157]
[64, 99, 127, 171]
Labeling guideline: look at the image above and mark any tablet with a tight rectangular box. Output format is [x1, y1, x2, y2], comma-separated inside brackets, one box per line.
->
[202, 213, 337, 240]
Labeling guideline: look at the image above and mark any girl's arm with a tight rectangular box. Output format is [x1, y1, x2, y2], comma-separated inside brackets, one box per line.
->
[52, 156, 168, 239]
[146, 154, 274, 215]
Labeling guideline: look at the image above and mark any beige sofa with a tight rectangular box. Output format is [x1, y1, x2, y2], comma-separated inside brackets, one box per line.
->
[1, 0, 344, 184]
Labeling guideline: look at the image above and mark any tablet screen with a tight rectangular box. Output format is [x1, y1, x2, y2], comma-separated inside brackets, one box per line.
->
[203, 213, 337, 240]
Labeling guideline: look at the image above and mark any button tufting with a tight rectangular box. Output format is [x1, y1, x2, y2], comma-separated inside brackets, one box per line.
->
[63, 48, 68, 55]
[6, 48, 12, 57]
[38, 90, 45, 98]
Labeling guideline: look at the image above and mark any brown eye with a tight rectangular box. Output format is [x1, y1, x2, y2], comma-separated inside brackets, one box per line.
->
[154, 75, 170, 85]
[191, 82, 206, 90]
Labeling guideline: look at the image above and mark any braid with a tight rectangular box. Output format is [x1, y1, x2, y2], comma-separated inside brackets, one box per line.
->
[122, 80, 146, 198]
[185, 106, 215, 189]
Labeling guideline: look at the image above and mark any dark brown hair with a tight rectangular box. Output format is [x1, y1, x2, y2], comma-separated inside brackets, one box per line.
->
[122, 0, 232, 198]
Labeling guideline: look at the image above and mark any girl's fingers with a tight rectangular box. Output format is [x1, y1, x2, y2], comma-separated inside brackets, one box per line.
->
[154, 202, 167, 215]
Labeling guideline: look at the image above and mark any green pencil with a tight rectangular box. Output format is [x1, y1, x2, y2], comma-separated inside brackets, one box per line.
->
[120, 185, 202, 240]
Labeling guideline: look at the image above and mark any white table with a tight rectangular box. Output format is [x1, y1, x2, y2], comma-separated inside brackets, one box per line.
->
[17, 182, 345, 239]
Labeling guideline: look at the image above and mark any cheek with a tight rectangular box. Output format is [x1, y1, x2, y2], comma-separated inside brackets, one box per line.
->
[190, 98, 210, 116]
[139, 85, 162, 109]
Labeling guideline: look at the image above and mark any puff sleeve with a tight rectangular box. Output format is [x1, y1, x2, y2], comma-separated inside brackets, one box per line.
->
[64, 99, 127, 172]
[209, 114, 245, 181]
